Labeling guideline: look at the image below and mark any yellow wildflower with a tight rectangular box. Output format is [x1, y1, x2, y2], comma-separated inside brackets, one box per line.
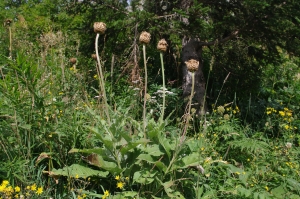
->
[31, 184, 36, 191]
[284, 125, 290, 130]
[116, 181, 125, 189]
[36, 187, 43, 195]
[15, 186, 21, 192]
[2, 180, 9, 186]
[265, 186, 269, 191]
[279, 111, 285, 117]
[115, 175, 120, 181]
[75, 174, 79, 179]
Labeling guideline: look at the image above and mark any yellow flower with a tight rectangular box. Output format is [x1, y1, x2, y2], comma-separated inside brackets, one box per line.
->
[266, 111, 271, 115]
[265, 186, 269, 191]
[116, 181, 125, 189]
[31, 184, 36, 191]
[15, 186, 21, 192]
[284, 125, 290, 130]
[2, 180, 9, 186]
[115, 175, 120, 181]
[279, 111, 285, 117]
[75, 174, 79, 179]
[102, 190, 110, 199]
[36, 187, 43, 195]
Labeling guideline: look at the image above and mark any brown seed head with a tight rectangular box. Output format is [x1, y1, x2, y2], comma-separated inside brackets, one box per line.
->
[157, 39, 168, 52]
[4, 18, 12, 26]
[93, 22, 107, 34]
[139, 31, 151, 44]
[91, 54, 97, 60]
[69, 57, 77, 64]
[185, 59, 199, 72]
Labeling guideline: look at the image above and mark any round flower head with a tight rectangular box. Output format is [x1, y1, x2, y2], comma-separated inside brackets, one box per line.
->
[93, 22, 107, 34]
[91, 54, 97, 60]
[157, 39, 168, 52]
[69, 57, 77, 64]
[139, 31, 151, 44]
[185, 59, 199, 72]
[4, 18, 12, 26]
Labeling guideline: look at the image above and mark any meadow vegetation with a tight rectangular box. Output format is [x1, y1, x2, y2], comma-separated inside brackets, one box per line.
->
[1, 1, 300, 199]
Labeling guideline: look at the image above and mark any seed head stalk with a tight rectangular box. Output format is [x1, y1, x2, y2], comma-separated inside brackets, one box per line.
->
[142, 44, 147, 138]
[95, 33, 110, 123]
[160, 52, 166, 122]
[181, 72, 195, 143]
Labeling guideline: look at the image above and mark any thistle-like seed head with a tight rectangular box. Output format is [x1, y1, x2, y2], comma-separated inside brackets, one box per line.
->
[139, 31, 151, 44]
[93, 22, 107, 34]
[185, 59, 199, 72]
[157, 39, 168, 52]
[91, 54, 97, 60]
[4, 18, 12, 26]
[69, 57, 77, 64]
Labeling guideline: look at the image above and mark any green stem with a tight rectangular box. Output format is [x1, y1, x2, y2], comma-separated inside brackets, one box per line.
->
[181, 72, 195, 143]
[160, 52, 166, 123]
[142, 44, 147, 138]
[95, 33, 110, 123]
[9, 26, 12, 59]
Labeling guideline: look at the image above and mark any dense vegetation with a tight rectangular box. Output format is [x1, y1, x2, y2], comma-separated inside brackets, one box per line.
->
[0, 0, 300, 198]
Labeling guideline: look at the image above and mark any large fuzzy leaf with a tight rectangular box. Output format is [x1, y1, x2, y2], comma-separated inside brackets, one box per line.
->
[46, 164, 108, 178]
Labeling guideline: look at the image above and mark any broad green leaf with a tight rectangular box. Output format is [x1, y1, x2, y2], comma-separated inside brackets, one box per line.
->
[119, 138, 149, 155]
[158, 135, 172, 158]
[133, 170, 156, 184]
[287, 178, 300, 191]
[271, 185, 285, 198]
[47, 164, 108, 178]
[196, 186, 204, 198]
[142, 144, 164, 156]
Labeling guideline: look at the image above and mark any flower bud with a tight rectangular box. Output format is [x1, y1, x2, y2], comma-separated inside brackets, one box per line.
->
[93, 22, 107, 34]
[157, 39, 168, 52]
[139, 31, 151, 44]
[185, 59, 199, 72]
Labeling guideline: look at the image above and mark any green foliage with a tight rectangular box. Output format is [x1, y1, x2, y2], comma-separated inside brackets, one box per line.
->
[0, 0, 300, 198]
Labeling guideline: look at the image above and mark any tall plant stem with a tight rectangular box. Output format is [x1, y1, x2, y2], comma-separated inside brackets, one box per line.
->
[9, 26, 12, 59]
[159, 52, 166, 122]
[181, 72, 195, 143]
[142, 44, 147, 138]
[95, 33, 110, 123]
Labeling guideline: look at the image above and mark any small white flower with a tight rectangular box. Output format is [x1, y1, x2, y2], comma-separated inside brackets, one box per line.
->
[286, 142, 292, 149]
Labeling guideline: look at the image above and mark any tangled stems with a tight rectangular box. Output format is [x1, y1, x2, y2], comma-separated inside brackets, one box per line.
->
[180, 72, 195, 143]
[95, 33, 110, 123]
[142, 44, 147, 138]
[159, 52, 166, 122]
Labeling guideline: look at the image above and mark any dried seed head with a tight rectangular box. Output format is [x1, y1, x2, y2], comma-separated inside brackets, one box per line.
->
[91, 54, 97, 60]
[4, 18, 12, 26]
[93, 22, 107, 34]
[157, 39, 168, 52]
[139, 31, 151, 44]
[185, 59, 199, 72]
[69, 57, 77, 64]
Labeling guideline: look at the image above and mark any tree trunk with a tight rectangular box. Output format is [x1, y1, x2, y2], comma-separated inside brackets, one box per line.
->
[181, 37, 207, 115]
